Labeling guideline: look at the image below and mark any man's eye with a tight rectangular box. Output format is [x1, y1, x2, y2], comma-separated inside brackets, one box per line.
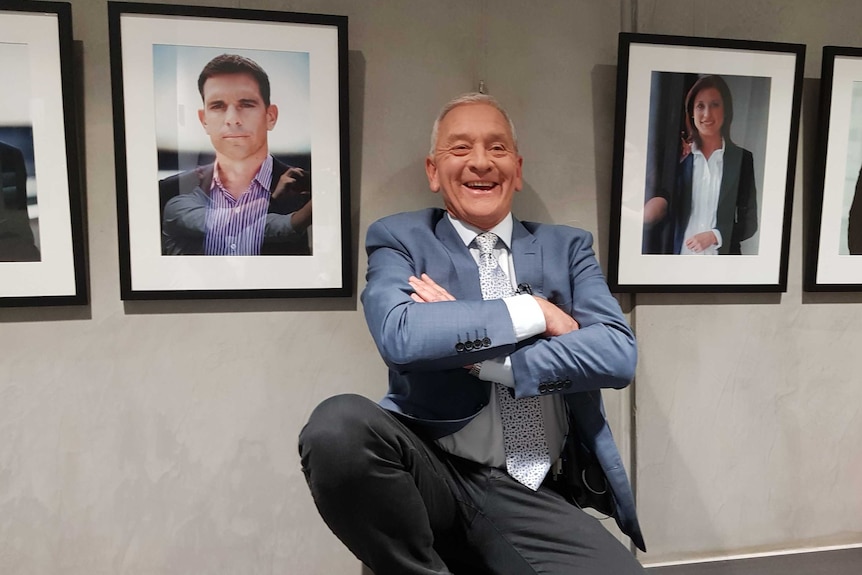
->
[451, 145, 471, 155]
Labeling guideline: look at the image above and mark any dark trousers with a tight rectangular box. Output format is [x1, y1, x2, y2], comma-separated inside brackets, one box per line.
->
[298, 394, 644, 575]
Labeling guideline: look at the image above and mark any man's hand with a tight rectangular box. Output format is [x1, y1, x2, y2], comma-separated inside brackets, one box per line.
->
[684, 231, 717, 253]
[272, 167, 310, 200]
[410, 273, 579, 337]
[533, 296, 579, 337]
[408, 274, 473, 371]
[408, 273, 455, 303]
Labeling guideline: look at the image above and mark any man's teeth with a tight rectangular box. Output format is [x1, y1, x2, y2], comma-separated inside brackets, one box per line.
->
[465, 182, 495, 189]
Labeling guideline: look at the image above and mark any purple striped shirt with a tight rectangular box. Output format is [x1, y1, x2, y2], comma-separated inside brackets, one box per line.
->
[203, 156, 273, 256]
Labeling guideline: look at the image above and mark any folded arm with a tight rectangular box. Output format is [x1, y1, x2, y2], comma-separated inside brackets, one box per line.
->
[508, 232, 636, 396]
[361, 219, 519, 373]
[161, 187, 311, 240]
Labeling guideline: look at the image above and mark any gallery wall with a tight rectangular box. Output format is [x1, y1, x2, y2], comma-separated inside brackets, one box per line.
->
[633, 0, 862, 566]
[0, 1, 859, 573]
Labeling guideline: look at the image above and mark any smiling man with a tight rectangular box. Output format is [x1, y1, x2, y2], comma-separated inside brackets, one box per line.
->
[299, 93, 645, 574]
[158, 54, 312, 256]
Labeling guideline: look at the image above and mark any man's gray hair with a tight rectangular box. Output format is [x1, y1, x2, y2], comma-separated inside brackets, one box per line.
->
[429, 93, 518, 155]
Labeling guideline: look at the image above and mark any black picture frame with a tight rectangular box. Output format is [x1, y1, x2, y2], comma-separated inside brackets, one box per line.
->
[0, 1, 87, 307]
[806, 46, 862, 291]
[608, 33, 804, 293]
[108, 2, 351, 300]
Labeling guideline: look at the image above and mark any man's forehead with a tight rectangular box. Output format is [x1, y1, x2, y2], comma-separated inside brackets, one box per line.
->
[202, 73, 263, 98]
[438, 104, 513, 138]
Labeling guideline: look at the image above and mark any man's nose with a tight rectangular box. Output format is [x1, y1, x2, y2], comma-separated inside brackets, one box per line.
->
[468, 148, 492, 171]
[225, 105, 242, 125]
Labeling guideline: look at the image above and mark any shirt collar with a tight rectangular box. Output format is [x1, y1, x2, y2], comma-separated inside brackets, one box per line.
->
[691, 138, 725, 159]
[446, 212, 513, 250]
[211, 155, 274, 192]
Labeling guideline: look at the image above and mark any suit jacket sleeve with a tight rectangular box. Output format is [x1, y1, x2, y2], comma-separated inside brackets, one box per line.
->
[730, 148, 758, 248]
[508, 228, 637, 398]
[361, 216, 520, 373]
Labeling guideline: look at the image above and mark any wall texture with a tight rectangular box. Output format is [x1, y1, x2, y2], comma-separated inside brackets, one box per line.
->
[0, 1, 859, 574]
[634, 0, 862, 564]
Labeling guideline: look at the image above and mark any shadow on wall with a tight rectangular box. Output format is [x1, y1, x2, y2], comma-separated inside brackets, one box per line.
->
[636, 377, 719, 562]
[592, 64, 618, 274]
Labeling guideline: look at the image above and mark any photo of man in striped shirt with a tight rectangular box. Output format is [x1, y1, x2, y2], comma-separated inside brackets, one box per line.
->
[159, 54, 312, 256]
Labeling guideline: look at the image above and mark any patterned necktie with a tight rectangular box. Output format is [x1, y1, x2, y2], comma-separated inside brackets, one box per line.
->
[475, 231, 551, 490]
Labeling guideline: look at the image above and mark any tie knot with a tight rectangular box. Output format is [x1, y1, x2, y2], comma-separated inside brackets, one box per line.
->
[475, 232, 499, 256]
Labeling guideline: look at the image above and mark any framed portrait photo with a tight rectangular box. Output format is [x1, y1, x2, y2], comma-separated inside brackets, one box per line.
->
[108, 2, 350, 300]
[608, 33, 804, 292]
[806, 46, 862, 291]
[0, 1, 86, 307]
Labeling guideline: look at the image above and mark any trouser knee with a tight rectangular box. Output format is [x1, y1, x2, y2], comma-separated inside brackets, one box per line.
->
[298, 393, 388, 483]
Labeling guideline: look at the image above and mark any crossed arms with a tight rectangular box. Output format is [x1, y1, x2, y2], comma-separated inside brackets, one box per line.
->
[360, 214, 636, 398]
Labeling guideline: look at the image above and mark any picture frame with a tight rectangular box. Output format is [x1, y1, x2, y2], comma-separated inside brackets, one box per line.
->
[108, 2, 350, 300]
[806, 46, 862, 291]
[607, 33, 804, 293]
[0, 1, 86, 307]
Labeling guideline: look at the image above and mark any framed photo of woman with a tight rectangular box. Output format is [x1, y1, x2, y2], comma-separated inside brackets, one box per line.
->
[806, 46, 862, 291]
[608, 33, 804, 292]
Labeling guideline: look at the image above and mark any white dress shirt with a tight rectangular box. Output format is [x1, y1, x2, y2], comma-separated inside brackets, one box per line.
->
[681, 140, 724, 255]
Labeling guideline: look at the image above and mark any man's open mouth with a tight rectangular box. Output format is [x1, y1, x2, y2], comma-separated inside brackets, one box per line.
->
[464, 181, 497, 190]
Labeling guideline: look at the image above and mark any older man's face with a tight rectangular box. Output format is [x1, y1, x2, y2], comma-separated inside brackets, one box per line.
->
[198, 73, 278, 163]
[426, 103, 522, 231]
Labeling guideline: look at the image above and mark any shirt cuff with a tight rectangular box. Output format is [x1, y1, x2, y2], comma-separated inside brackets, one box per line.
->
[477, 356, 514, 387]
[712, 228, 723, 249]
[502, 294, 546, 341]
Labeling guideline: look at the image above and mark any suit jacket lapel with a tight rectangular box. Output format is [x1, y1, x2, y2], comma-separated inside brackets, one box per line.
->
[432, 215, 542, 298]
[434, 215, 484, 301]
[269, 156, 287, 194]
[511, 218, 543, 295]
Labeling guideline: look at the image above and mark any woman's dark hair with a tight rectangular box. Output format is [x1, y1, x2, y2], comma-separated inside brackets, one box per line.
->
[683, 74, 733, 147]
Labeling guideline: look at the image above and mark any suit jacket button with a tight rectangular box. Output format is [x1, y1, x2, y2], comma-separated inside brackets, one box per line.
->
[473, 339, 483, 349]
[483, 337, 491, 347]
[464, 340, 474, 351]
[538, 384, 548, 394]
[455, 343, 465, 353]
[564, 379, 572, 389]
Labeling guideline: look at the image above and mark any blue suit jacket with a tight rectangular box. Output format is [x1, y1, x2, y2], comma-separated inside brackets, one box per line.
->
[360, 208, 644, 550]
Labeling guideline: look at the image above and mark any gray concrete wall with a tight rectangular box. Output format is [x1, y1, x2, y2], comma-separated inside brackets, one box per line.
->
[634, 0, 862, 564]
[0, 1, 859, 573]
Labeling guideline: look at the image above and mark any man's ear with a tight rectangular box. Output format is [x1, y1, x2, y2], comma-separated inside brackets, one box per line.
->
[266, 105, 279, 131]
[198, 108, 206, 129]
[425, 156, 440, 193]
[514, 154, 523, 192]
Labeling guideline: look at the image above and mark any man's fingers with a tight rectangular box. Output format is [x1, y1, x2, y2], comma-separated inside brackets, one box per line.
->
[417, 273, 455, 300]
[408, 274, 456, 302]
